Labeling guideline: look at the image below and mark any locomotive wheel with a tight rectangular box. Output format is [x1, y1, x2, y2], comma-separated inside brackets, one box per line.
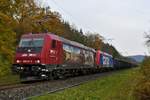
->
[47, 72, 55, 80]
[57, 69, 66, 79]
[52, 70, 60, 80]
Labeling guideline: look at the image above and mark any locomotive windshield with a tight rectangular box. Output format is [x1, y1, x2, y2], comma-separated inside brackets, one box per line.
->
[19, 38, 44, 47]
[17, 38, 44, 53]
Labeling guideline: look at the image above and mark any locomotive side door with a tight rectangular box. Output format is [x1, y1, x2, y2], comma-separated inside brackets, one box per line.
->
[48, 39, 62, 64]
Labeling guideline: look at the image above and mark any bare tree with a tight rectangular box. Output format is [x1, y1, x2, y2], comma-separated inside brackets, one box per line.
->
[145, 32, 150, 53]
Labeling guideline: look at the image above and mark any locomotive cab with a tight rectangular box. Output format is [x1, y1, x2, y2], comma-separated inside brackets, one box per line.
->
[12, 33, 54, 81]
[15, 37, 44, 64]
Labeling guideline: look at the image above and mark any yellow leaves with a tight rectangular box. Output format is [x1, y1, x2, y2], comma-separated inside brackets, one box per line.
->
[86, 33, 103, 50]
[133, 58, 150, 100]
[0, 12, 11, 25]
[0, 12, 15, 76]
[0, 12, 16, 63]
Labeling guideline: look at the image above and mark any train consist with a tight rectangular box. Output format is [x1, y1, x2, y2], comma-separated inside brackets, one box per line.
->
[12, 33, 136, 81]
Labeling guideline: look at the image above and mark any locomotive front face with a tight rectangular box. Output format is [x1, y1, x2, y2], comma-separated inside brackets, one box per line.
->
[15, 37, 44, 64]
[12, 34, 47, 75]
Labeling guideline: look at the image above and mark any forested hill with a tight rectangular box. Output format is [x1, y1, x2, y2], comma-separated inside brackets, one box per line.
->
[128, 55, 145, 63]
[0, 0, 121, 77]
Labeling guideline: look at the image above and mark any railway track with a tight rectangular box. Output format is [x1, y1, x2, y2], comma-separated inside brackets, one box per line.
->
[0, 81, 50, 91]
[0, 84, 25, 91]
[0, 70, 121, 100]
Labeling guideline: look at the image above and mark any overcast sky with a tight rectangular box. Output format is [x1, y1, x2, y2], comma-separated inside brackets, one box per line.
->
[41, 0, 150, 56]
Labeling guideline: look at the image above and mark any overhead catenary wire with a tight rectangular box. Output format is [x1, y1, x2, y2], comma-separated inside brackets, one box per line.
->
[49, 0, 96, 33]
[49, 0, 116, 44]
[38, 0, 112, 40]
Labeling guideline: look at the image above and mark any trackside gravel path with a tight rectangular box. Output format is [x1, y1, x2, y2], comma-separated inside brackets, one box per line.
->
[0, 70, 123, 100]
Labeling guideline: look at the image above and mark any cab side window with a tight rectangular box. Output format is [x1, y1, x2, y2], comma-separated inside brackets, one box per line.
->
[52, 40, 56, 49]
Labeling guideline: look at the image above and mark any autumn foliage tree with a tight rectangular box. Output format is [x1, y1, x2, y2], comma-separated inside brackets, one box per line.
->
[133, 33, 150, 100]
[0, 12, 16, 76]
[134, 57, 150, 100]
[85, 33, 103, 50]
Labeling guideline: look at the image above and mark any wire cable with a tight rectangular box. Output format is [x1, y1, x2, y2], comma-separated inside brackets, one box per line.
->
[50, 0, 96, 33]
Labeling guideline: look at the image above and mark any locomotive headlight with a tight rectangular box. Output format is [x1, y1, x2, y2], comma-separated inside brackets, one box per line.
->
[35, 60, 40, 63]
[16, 60, 20, 63]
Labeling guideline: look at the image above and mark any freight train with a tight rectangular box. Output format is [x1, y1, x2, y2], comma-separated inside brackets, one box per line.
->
[12, 33, 136, 82]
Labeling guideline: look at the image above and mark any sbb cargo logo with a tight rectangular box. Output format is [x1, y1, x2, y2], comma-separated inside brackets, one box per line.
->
[103, 56, 110, 65]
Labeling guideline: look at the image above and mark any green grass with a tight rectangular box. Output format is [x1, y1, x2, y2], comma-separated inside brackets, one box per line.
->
[30, 68, 139, 100]
[0, 74, 20, 86]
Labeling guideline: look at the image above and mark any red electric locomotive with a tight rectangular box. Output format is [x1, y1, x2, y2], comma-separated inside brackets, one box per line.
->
[95, 50, 113, 69]
[12, 33, 96, 81]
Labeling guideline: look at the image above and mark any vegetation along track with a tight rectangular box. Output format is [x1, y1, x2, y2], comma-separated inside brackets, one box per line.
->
[0, 70, 124, 100]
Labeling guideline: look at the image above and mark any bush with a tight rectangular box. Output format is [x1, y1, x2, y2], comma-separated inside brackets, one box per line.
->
[0, 12, 16, 77]
[134, 57, 150, 100]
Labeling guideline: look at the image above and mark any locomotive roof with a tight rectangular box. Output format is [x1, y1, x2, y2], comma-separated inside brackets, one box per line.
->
[22, 33, 45, 38]
[97, 50, 113, 57]
[22, 33, 96, 52]
[48, 33, 96, 52]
